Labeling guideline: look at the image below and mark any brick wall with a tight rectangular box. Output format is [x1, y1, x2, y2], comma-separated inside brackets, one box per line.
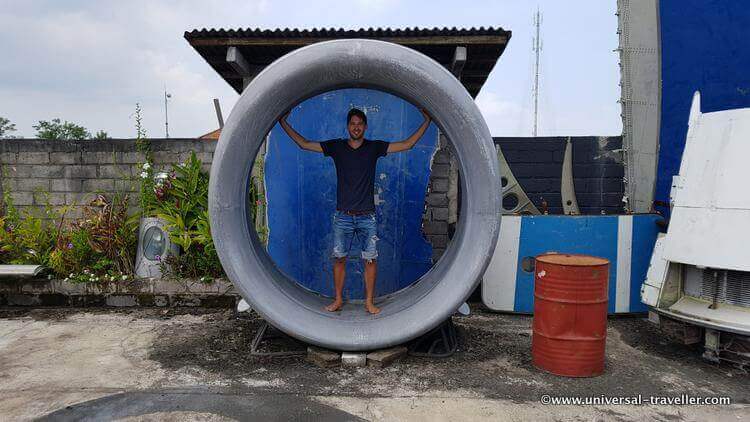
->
[494, 136, 625, 215]
[0, 139, 215, 219]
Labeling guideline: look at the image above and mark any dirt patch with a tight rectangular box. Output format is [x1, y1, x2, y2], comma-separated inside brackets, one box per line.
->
[0, 306, 223, 322]
[147, 307, 750, 403]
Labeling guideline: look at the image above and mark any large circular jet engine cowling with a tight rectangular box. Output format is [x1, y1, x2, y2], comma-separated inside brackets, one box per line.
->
[209, 39, 501, 351]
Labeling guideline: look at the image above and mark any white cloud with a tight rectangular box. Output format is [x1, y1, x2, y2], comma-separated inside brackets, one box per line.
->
[0, 0, 621, 138]
[475, 91, 530, 136]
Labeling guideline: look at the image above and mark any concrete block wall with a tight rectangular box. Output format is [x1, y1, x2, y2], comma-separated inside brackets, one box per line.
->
[495, 136, 625, 215]
[0, 139, 215, 219]
[2, 136, 623, 264]
[422, 149, 451, 261]
[422, 135, 625, 262]
[422, 134, 455, 262]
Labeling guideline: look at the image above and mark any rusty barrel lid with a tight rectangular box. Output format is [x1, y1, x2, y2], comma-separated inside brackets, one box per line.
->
[535, 253, 609, 267]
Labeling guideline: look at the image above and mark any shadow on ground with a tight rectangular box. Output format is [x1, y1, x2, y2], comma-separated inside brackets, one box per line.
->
[37, 388, 363, 421]
[145, 307, 750, 403]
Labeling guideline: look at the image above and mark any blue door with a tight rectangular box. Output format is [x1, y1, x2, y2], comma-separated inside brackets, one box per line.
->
[265, 88, 437, 299]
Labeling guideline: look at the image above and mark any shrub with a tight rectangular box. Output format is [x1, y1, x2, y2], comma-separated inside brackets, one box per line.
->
[48, 194, 138, 278]
[0, 187, 63, 266]
[150, 152, 224, 279]
[0, 174, 137, 282]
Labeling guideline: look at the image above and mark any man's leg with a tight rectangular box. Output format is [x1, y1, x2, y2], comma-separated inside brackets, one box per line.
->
[363, 259, 379, 314]
[327, 257, 346, 312]
[327, 212, 352, 312]
[359, 214, 380, 314]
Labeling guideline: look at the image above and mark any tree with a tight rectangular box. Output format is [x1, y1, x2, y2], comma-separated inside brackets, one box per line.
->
[0, 116, 16, 138]
[33, 118, 91, 140]
[94, 130, 110, 140]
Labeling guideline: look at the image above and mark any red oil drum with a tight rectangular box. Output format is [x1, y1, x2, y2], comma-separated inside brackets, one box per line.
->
[531, 253, 609, 377]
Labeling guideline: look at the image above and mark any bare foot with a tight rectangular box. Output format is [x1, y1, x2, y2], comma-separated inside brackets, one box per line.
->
[325, 299, 343, 312]
[365, 302, 380, 315]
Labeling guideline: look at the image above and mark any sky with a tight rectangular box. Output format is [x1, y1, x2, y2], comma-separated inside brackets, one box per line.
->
[0, 0, 622, 139]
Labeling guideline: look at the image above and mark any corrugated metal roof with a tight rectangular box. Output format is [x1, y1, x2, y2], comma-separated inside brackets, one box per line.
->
[184, 26, 511, 97]
[184, 26, 510, 39]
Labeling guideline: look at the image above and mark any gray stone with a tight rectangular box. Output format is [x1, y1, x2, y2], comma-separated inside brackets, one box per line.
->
[50, 152, 81, 164]
[431, 208, 449, 221]
[106, 295, 138, 307]
[433, 149, 451, 164]
[428, 234, 449, 248]
[117, 152, 147, 164]
[0, 152, 17, 163]
[431, 164, 450, 178]
[82, 179, 115, 192]
[82, 151, 117, 164]
[6, 294, 41, 306]
[172, 296, 201, 307]
[367, 346, 407, 368]
[98, 165, 132, 178]
[341, 352, 367, 368]
[51, 179, 83, 192]
[16, 152, 49, 164]
[306, 347, 340, 368]
[34, 192, 66, 206]
[64, 165, 97, 179]
[422, 221, 448, 235]
[431, 178, 449, 193]
[426, 193, 448, 207]
[152, 151, 179, 163]
[30, 165, 65, 178]
[13, 178, 49, 191]
[65, 193, 90, 206]
[9, 192, 33, 206]
[4, 166, 36, 178]
[115, 179, 138, 192]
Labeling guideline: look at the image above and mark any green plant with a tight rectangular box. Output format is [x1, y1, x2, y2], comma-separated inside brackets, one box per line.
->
[45, 194, 137, 280]
[33, 118, 91, 140]
[94, 130, 109, 140]
[0, 116, 16, 138]
[0, 171, 137, 282]
[150, 152, 224, 278]
[133, 103, 158, 216]
[0, 190, 65, 267]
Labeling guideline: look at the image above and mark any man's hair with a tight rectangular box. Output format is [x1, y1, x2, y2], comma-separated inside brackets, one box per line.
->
[347, 108, 367, 125]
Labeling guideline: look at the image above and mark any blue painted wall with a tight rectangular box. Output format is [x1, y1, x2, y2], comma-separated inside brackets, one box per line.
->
[265, 88, 437, 300]
[657, 1, 750, 214]
[511, 215, 661, 314]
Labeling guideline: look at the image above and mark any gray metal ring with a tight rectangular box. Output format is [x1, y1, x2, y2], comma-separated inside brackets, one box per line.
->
[209, 39, 501, 351]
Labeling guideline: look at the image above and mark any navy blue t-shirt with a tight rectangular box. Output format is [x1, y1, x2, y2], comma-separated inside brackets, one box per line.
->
[320, 138, 389, 212]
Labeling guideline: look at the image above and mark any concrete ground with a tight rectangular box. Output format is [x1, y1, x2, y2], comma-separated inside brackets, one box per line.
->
[1, 307, 748, 421]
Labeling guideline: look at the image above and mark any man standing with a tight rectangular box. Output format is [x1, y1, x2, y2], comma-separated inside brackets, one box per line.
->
[279, 107, 431, 314]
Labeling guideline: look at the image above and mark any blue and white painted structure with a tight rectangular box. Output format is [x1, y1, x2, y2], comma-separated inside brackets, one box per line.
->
[265, 88, 437, 300]
[483, 214, 662, 314]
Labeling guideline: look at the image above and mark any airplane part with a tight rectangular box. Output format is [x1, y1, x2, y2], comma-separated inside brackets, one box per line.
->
[209, 39, 501, 351]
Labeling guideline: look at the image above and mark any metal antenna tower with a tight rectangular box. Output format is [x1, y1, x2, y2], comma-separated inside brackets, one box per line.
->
[164, 86, 172, 138]
[532, 7, 543, 137]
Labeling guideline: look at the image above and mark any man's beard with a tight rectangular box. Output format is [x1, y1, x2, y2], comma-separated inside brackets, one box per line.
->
[349, 131, 363, 141]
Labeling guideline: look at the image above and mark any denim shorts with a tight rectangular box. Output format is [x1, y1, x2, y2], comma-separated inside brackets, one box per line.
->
[332, 211, 379, 261]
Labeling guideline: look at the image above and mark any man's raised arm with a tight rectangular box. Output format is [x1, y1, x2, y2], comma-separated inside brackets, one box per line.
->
[387, 109, 432, 153]
[279, 112, 323, 153]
